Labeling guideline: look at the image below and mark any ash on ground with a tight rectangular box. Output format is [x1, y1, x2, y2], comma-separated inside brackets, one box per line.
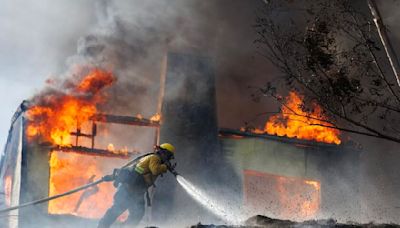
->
[189, 215, 400, 228]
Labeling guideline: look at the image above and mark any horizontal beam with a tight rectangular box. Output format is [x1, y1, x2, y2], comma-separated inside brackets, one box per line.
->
[91, 114, 160, 127]
[52, 146, 137, 158]
[218, 128, 341, 148]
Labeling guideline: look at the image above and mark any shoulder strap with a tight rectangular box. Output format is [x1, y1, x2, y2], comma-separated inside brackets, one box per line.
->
[121, 152, 155, 169]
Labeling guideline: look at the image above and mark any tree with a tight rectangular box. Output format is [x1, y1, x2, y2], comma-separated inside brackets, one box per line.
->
[254, 0, 400, 143]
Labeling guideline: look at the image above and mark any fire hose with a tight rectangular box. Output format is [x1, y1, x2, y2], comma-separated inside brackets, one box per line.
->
[0, 152, 160, 214]
[0, 178, 105, 214]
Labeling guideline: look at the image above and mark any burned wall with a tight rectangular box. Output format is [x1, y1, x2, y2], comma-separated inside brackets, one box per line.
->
[220, 135, 361, 222]
[0, 112, 24, 228]
[19, 136, 51, 228]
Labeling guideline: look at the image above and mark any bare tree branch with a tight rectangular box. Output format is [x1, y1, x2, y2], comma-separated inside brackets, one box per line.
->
[368, 0, 400, 89]
[349, 7, 400, 103]
[255, 0, 400, 145]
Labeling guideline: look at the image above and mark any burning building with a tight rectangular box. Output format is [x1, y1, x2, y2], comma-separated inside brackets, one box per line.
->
[0, 52, 361, 227]
[0, 68, 162, 227]
[155, 52, 361, 224]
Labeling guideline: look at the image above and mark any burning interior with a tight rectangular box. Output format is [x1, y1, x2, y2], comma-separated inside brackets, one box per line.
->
[0, 52, 361, 227]
[243, 170, 321, 219]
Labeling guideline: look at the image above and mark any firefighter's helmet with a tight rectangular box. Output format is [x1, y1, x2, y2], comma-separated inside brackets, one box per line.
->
[159, 143, 176, 155]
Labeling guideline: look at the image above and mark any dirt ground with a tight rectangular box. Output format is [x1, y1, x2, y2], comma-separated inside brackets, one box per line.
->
[188, 215, 400, 228]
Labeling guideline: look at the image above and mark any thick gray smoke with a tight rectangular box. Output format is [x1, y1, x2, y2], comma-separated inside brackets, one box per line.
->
[64, 0, 276, 122]
[19, 0, 277, 154]
[0, 0, 274, 148]
[3, 0, 400, 226]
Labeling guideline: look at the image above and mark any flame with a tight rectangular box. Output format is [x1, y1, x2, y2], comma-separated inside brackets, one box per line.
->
[265, 91, 341, 144]
[305, 180, 321, 190]
[120, 146, 129, 155]
[251, 128, 264, 134]
[106, 144, 129, 156]
[26, 69, 114, 146]
[244, 170, 320, 220]
[136, 114, 143, 120]
[150, 113, 161, 122]
[275, 177, 320, 218]
[27, 68, 132, 218]
[107, 143, 115, 152]
[48, 151, 123, 218]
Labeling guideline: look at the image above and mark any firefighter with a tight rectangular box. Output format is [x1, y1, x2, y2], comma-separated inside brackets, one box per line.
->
[97, 143, 177, 228]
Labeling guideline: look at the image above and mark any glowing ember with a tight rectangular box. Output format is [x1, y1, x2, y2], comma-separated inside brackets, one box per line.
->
[48, 151, 124, 218]
[250, 128, 264, 134]
[265, 91, 341, 144]
[120, 146, 129, 156]
[107, 143, 115, 152]
[150, 113, 161, 122]
[107, 144, 129, 156]
[26, 69, 114, 146]
[136, 114, 143, 120]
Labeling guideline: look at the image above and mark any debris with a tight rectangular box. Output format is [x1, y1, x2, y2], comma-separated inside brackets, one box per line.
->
[194, 215, 400, 228]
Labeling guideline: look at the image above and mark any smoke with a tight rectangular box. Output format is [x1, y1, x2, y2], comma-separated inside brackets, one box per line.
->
[0, 1, 277, 227]
[0, 0, 277, 151]
[4, 0, 400, 226]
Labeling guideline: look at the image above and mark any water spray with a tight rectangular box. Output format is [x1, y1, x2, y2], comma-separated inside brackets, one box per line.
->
[166, 164, 241, 224]
[174, 174, 242, 224]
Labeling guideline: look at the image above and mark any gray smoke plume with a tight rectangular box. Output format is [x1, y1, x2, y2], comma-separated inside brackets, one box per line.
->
[4, 0, 400, 226]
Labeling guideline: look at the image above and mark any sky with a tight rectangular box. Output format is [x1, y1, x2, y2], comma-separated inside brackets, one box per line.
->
[0, 0, 98, 150]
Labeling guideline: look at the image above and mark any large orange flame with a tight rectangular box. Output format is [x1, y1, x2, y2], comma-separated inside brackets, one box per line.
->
[265, 91, 341, 144]
[25, 68, 134, 219]
[48, 151, 123, 218]
[26, 69, 114, 146]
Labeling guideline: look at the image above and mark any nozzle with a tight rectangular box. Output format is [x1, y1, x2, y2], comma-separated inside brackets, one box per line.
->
[169, 169, 179, 177]
[166, 161, 178, 177]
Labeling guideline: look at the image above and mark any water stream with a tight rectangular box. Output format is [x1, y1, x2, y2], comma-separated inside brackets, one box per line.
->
[176, 175, 242, 224]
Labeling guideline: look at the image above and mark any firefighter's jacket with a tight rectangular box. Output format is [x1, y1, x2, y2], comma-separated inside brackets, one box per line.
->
[134, 154, 168, 186]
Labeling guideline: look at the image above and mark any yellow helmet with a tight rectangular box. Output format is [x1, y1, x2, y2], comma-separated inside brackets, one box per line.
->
[159, 143, 176, 154]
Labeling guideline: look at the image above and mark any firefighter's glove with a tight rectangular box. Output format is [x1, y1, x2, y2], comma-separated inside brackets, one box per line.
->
[165, 161, 178, 176]
[168, 162, 177, 170]
[111, 168, 121, 187]
[111, 168, 132, 188]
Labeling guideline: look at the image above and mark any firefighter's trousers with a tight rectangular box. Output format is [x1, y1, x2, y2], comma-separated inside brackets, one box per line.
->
[98, 183, 146, 228]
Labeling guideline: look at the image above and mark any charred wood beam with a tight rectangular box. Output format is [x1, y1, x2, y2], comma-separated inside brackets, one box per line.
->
[51, 145, 135, 158]
[91, 114, 160, 127]
[218, 128, 345, 148]
[70, 132, 92, 138]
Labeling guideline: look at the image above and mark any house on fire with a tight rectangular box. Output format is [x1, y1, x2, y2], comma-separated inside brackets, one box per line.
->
[0, 52, 361, 227]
